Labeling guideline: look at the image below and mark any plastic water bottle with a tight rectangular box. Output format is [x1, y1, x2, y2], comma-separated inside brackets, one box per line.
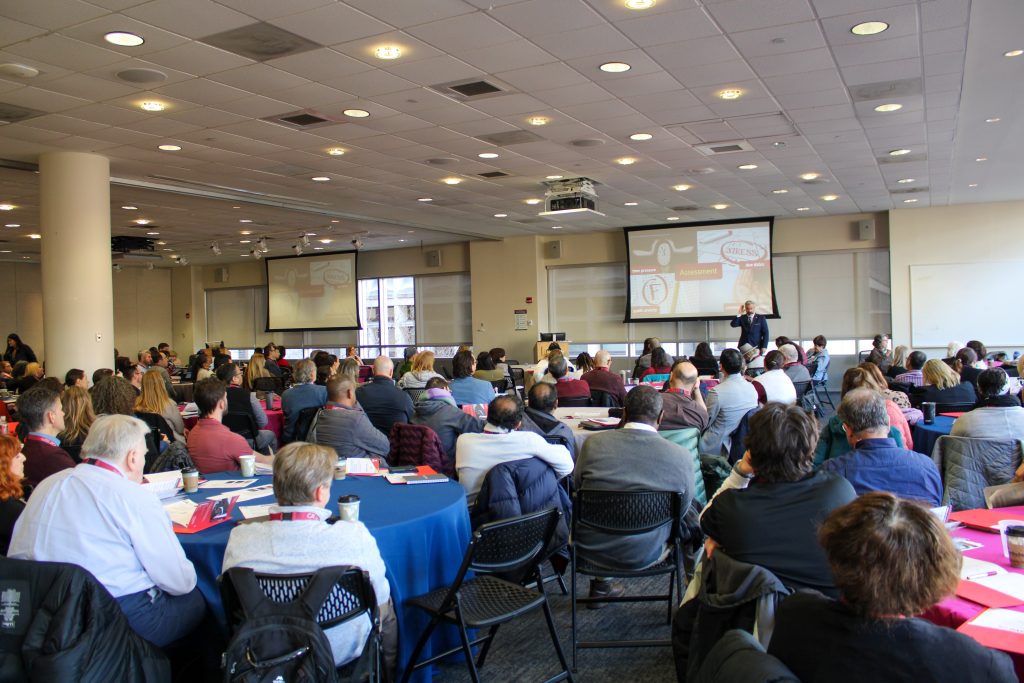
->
[0, 416, 6, 435]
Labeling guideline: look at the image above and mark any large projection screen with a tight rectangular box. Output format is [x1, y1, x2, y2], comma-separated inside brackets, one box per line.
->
[265, 251, 360, 331]
[624, 217, 778, 322]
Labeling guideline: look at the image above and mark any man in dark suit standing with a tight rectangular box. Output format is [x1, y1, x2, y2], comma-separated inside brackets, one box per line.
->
[730, 300, 770, 353]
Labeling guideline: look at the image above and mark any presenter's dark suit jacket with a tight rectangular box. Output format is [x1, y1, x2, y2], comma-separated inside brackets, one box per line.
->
[730, 314, 770, 350]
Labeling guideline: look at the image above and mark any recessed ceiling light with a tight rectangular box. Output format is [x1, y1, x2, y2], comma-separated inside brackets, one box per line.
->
[717, 88, 743, 100]
[625, 0, 655, 9]
[616, 157, 637, 165]
[874, 103, 902, 112]
[343, 109, 370, 118]
[239, 219, 252, 223]
[630, 133, 653, 141]
[711, 204, 729, 210]
[121, 205, 137, 210]
[1004, 49, 1023, 57]
[600, 62, 631, 73]
[771, 189, 788, 194]
[319, 239, 333, 244]
[0, 204, 16, 211]
[821, 194, 839, 201]
[850, 21, 889, 36]
[311, 176, 330, 181]
[314, 247, 324, 251]
[494, 213, 508, 218]
[524, 198, 542, 205]
[889, 148, 911, 156]
[975, 157, 988, 162]
[985, 117, 1001, 123]
[527, 116, 549, 126]
[903, 198, 918, 203]
[5, 223, 19, 228]
[545, 175, 563, 180]
[737, 164, 758, 170]
[441, 177, 462, 185]
[0, 250, 10, 253]
[796, 207, 810, 211]
[104, 31, 144, 47]
[624, 202, 639, 206]
[134, 219, 150, 225]
[478, 152, 499, 159]
[27, 234, 40, 239]
[417, 197, 433, 202]
[162, 248, 173, 251]
[374, 46, 401, 60]
[800, 172, 820, 180]
[326, 148, 345, 156]
[156, 240, 166, 245]
[239, 240, 251, 244]
[673, 184, 692, 191]
[551, 226, 563, 230]
[666, 216, 680, 221]
[146, 231, 160, 235]
[139, 101, 165, 112]
[968, 183, 979, 188]
[897, 178, 915, 184]
[158, 144, 181, 151]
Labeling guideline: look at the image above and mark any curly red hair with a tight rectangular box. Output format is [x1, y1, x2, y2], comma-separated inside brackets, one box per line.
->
[0, 434, 23, 500]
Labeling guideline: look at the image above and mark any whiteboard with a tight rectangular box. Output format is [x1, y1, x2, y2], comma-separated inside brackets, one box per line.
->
[910, 262, 1023, 347]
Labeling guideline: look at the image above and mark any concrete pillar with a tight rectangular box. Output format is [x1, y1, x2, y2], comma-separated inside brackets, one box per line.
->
[39, 151, 114, 378]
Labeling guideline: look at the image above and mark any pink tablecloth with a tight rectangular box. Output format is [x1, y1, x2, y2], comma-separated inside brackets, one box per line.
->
[922, 526, 1024, 680]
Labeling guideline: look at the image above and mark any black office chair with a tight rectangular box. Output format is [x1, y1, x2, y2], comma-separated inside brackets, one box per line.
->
[935, 402, 977, 414]
[558, 395, 592, 408]
[490, 378, 511, 394]
[252, 376, 284, 394]
[401, 508, 572, 683]
[222, 411, 260, 444]
[589, 389, 622, 408]
[810, 378, 834, 416]
[289, 406, 321, 444]
[509, 367, 527, 401]
[134, 410, 176, 443]
[569, 490, 685, 672]
[220, 566, 381, 683]
[792, 381, 812, 412]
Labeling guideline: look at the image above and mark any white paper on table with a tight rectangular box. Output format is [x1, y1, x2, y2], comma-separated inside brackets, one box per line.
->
[207, 484, 275, 503]
[198, 478, 257, 489]
[345, 458, 378, 475]
[970, 573, 1024, 601]
[254, 463, 273, 476]
[181, 402, 199, 417]
[142, 471, 182, 499]
[587, 417, 621, 426]
[163, 499, 198, 526]
[960, 556, 1006, 580]
[970, 608, 1024, 633]
[239, 504, 274, 520]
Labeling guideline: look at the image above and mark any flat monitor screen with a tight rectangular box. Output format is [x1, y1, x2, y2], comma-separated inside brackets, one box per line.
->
[265, 251, 360, 331]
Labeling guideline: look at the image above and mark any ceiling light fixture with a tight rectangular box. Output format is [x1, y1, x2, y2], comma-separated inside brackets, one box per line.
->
[239, 230, 252, 236]
[104, 31, 144, 46]
[239, 219, 253, 223]
[300, 235, 311, 247]
[121, 205, 137, 210]
[0, 204, 15, 211]
[599, 62, 631, 73]
[737, 163, 758, 170]
[968, 183, 979, 188]
[545, 175, 563, 180]
[897, 178, 915, 184]
[257, 237, 269, 253]
[625, 0, 656, 9]
[210, 242, 221, 256]
[712, 204, 729, 210]
[319, 238, 333, 244]
[27, 234, 41, 239]
[985, 117, 1001, 123]
[139, 101, 165, 112]
[796, 207, 810, 211]
[717, 88, 743, 100]
[851, 21, 889, 36]
[239, 240, 251, 244]
[251, 248, 261, 260]
[903, 198, 918, 203]
[493, 213, 508, 218]
[417, 197, 433, 202]
[311, 176, 330, 181]
[874, 103, 902, 112]
[616, 157, 637, 165]
[629, 133, 653, 141]
[524, 198, 542, 205]
[666, 217, 679, 221]
[771, 189, 788, 194]
[821, 194, 839, 201]
[441, 177, 462, 185]
[975, 157, 988, 162]
[326, 148, 345, 156]
[889, 148, 911, 156]
[4, 223, 19, 228]
[134, 219, 150, 225]
[799, 172, 820, 180]
[478, 152, 499, 159]
[343, 109, 370, 118]
[527, 116, 549, 126]
[673, 184, 692, 191]
[157, 144, 181, 151]
[374, 46, 401, 60]
[551, 226, 563, 230]
[1004, 49, 1023, 57]
[624, 202, 639, 206]
[146, 231, 159, 236]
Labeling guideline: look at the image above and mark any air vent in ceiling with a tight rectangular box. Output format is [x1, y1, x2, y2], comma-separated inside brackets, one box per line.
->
[849, 78, 922, 102]
[475, 130, 544, 147]
[430, 77, 514, 102]
[200, 22, 321, 62]
[281, 113, 327, 127]
[694, 140, 756, 156]
[879, 153, 927, 164]
[890, 186, 929, 195]
[263, 108, 347, 130]
[516, 218, 550, 225]
[670, 205, 701, 211]
[0, 101, 46, 124]
[112, 235, 155, 253]
[478, 171, 510, 178]
[116, 68, 167, 83]
[571, 138, 606, 147]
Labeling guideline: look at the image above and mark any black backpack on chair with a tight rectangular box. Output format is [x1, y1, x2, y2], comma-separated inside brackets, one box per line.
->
[221, 566, 341, 683]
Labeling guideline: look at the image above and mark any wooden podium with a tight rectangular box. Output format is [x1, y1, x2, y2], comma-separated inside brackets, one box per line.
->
[534, 341, 570, 362]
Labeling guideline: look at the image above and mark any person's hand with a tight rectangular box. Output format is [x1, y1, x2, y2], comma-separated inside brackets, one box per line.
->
[1014, 462, 1024, 483]
[738, 304, 745, 315]
[736, 450, 754, 477]
[704, 537, 719, 559]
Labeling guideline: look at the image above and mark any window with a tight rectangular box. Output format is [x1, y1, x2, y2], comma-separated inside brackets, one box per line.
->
[357, 273, 470, 358]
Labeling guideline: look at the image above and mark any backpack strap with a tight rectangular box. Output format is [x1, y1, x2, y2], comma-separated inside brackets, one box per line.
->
[226, 566, 351, 622]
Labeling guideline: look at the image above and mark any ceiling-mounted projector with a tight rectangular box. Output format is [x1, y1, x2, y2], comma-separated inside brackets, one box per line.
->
[538, 176, 605, 219]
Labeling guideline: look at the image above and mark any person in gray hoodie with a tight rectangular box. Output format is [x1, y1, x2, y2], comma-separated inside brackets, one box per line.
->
[309, 375, 390, 459]
[411, 377, 485, 466]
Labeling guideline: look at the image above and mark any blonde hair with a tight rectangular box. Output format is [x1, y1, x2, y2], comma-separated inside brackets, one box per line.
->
[891, 345, 909, 369]
[272, 442, 335, 506]
[136, 370, 174, 414]
[411, 351, 435, 373]
[244, 353, 269, 390]
[922, 358, 960, 390]
[60, 386, 95, 445]
[24, 362, 41, 378]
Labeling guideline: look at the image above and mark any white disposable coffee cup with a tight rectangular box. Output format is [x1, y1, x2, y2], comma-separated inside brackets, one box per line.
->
[239, 454, 256, 477]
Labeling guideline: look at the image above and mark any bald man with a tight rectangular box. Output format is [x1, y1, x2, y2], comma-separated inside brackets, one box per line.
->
[581, 349, 627, 405]
[659, 361, 709, 432]
[355, 356, 413, 436]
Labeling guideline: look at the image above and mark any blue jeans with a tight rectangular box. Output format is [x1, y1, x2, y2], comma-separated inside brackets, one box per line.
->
[116, 586, 206, 648]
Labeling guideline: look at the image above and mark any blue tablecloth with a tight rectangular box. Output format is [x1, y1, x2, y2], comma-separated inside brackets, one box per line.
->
[912, 415, 955, 457]
[177, 473, 471, 682]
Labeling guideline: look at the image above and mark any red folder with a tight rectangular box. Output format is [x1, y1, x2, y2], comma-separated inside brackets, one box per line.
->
[956, 580, 1024, 608]
[173, 496, 238, 534]
[958, 613, 1024, 655]
[949, 507, 1024, 531]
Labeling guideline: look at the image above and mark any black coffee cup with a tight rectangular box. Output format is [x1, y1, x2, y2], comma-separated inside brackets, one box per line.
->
[922, 402, 936, 424]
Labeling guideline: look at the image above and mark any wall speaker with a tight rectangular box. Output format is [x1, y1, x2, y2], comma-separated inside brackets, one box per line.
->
[545, 240, 562, 259]
[214, 267, 229, 283]
[425, 249, 441, 267]
[857, 219, 876, 241]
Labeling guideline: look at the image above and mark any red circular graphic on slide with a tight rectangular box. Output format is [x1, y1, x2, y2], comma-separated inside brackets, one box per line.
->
[642, 276, 669, 306]
[720, 240, 767, 264]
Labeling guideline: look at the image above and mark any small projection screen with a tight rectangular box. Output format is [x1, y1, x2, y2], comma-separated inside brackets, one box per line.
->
[624, 217, 778, 322]
[265, 251, 360, 331]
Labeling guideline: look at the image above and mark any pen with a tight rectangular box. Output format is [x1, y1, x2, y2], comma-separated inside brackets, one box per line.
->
[965, 571, 1000, 580]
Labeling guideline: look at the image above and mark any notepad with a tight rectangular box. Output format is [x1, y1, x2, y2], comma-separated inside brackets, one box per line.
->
[164, 499, 199, 527]
[239, 504, 274, 520]
[207, 484, 274, 503]
[198, 478, 257, 489]
[959, 609, 1024, 654]
[142, 470, 182, 499]
[344, 458, 380, 476]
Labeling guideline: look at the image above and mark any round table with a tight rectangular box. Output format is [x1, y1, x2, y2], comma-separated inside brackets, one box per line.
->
[912, 415, 955, 457]
[177, 472, 471, 682]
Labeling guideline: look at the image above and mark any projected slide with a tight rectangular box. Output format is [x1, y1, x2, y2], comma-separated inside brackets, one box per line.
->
[624, 217, 776, 322]
[266, 251, 360, 331]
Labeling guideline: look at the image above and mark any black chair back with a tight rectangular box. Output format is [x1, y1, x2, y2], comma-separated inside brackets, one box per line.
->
[573, 489, 679, 537]
[509, 367, 527, 400]
[252, 376, 283, 394]
[223, 411, 259, 441]
[792, 381, 811, 407]
[291, 406, 321, 443]
[558, 395, 591, 408]
[590, 389, 622, 408]
[935, 402, 976, 413]
[134, 410, 176, 442]
[454, 508, 561, 588]
[490, 379, 511, 394]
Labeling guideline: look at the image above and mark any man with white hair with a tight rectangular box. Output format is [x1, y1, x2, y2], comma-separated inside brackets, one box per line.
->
[281, 359, 328, 442]
[780, 344, 811, 386]
[356, 355, 414, 436]
[9, 414, 204, 647]
[581, 349, 627, 405]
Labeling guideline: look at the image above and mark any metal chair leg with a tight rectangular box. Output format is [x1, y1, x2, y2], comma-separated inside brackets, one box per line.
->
[475, 624, 500, 669]
[541, 595, 575, 683]
[399, 615, 439, 683]
[570, 550, 579, 672]
[455, 607, 481, 683]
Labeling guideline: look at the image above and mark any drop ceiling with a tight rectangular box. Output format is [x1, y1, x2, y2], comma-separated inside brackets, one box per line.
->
[0, 0, 1019, 266]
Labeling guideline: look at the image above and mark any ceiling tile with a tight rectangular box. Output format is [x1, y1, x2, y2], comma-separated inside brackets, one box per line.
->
[125, 0, 254, 40]
[839, 57, 921, 86]
[406, 13, 523, 53]
[496, 62, 590, 93]
[731, 22, 827, 59]
[672, 59, 758, 89]
[531, 24, 636, 61]
[268, 48, 371, 83]
[453, 40, 557, 74]
[321, 69, 415, 98]
[646, 35, 742, 70]
[0, 0, 108, 31]
[384, 55, 484, 87]
[143, 41, 253, 76]
[489, 0, 606, 39]
[706, 0, 816, 33]
[6, 34, 127, 71]
[208, 63, 310, 93]
[1, 85, 90, 112]
[614, 8, 721, 47]
[833, 35, 919, 68]
[155, 78, 251, 106]
[0, 18, 48, 48]
[270, 4, 391, 46]
[343, 0, 475, 29]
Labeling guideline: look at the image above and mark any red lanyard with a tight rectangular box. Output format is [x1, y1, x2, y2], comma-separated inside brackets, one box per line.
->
[268, 511, 321, 521]
[83, 458, 124, 477]
[24, 434, 56, 446]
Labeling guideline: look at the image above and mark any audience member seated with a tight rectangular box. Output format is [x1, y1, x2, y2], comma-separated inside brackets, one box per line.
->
[91, 367, 114, 387]
[3, 333, 37, 365]
[0, 360, 13, 390]
[534, 342, 571, 377]
[821, 389, 941, 506]
[805, 336, 830, 382]
[189, 350, 213, 382]
[242, 352, 271, 391]
[888, 344, 910, 379]
[315, 364, 332, 387]
[752, 351, 797, 405]
[449, 350, 496, 405]
[263, 343, 282, 377]
[894, 350, 927, 387]
[954, 347, 984, 387]
[17, 362, 44, 393]
[398, 351, 444, 390]
[952, 368, 1024, 441]
[911, 359, 977, 408]
[309, 376, 390, 459]
[281, 359, 328, 443]
[633, 337, 671, 378]
[136, 371, 186, 443]
[16, 385, 74, 488]
[866, 334, 893, 373]
[739, 343, 764, 375]
[780, 344, 811, 388]
[768, 493, 1015, 682]
[216, 362, 276, 453]
[64, 368, 88, 390]
[222, 442, 396, 672]
[411, 377, 484, 468]
[187, 378, 272, 474]
[547, 353, 590, 401]
[860, 361, 916, 417]
[967, 339, 988, 365]
[660, 361, 709, 432]
[520, 382, 578, 461]
[121, 362, 143, 394]
[58, 385, 94, 463]
[0, 434, 26, 555]
[396, 346, 417, 379]
[701, 349, 758, 457]
[489, 347, 510, 378]
[816, 367, 910, 464]
[472, 351, 506, 383]
[357, 356, 414, 437]
[775, 336, 807, 365]
[345, 345, 362, 366]
[9, 414, 205, 647]
[638, 347, 673, 381]
[689, 342, 720, 377]
[455, 394, 573, 505]
[701, 403, 856, 597]
[573, 352, 595, 379]
[336, 357, 360, 386]
[581, 350, 627, 405]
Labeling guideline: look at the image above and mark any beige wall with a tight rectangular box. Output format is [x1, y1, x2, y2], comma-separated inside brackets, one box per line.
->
[0, 262, 44, 361]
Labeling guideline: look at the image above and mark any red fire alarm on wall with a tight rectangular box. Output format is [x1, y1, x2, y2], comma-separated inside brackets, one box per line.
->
[526, 296, 533, 304]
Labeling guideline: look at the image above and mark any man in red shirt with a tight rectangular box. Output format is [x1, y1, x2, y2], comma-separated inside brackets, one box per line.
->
[548, 353, 590, 401]
[186, 378, 274, 474]
[581, 350, 626, 405]
[16, 384, 75, 487]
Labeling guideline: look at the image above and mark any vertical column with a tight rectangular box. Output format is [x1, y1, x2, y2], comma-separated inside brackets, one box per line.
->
[39, 151, 114, 379]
